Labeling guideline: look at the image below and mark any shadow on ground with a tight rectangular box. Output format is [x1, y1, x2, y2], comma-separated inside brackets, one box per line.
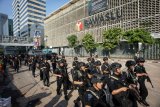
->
[44, 95, 61, 107]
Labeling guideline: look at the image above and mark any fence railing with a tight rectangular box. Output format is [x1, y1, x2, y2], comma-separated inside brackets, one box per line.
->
[0, 35, 31, 44]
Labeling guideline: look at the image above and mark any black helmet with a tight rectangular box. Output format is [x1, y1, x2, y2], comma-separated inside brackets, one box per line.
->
[74, 57, 78, 61]
[103, 57, 108, 61]
[91, 74, 104, 84]
[111, 62, 122, 71]
[137, 57, 145, 63]
[94, 60, 101, 66]
[125, 60, 136, 67]
[78, 62, 85, 68]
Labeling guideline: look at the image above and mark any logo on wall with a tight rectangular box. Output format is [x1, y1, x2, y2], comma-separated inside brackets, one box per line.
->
[76, 21, 83, 31]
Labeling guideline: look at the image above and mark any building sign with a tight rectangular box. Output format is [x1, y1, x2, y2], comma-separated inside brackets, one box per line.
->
[76, 21, 83, 31]
[34, 30, 41, 49]
[84, 8, 122, 29]
[88, 0, 108, 16]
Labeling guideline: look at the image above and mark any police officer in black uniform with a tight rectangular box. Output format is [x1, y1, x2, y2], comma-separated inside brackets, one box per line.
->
[125, 60, 137, 84]
[86, 57, 94, 72]
[13, 56, 20, 73]
[125, 60, 139, 107]
[54, 60, 69, 100]
[92, 60, 102, 74]
[71, 57, 79, 83]
[101, 57, 111, 75]
[134, 57, 150, 106]
[31, 56, 37, 77]
[72, 62, 90, 107]
[38, 57, 44, 80]
[41, 58, 50, 87]
[84, 74, 110, 107]
[108, 62, 133, 107]
[72, 57, 79, 70]
[51, 53, 57, 73]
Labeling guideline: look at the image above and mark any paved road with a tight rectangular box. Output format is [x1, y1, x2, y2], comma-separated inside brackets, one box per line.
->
[8, 57, 160, 107]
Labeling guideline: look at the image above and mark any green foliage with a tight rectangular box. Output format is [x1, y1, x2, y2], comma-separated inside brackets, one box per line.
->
[102, 28, 123, 50]
[67, 35, 78, 48]
[155, 38, 160, 45]
[123, 28, 155, 44]
[82, 33, 97, 54]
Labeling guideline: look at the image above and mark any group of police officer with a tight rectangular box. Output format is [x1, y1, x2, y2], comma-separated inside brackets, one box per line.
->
[3, 53, 151, 107]
[70, 56, 151, 107]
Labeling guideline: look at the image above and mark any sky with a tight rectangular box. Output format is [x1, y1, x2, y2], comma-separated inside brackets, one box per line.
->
[0, 0, 69, 19]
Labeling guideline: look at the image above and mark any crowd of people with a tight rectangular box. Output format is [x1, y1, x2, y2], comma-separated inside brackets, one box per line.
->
[0, 53, 152, 107]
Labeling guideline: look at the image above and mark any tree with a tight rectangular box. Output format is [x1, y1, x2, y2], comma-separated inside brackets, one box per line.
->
[123, 28, 155, 53]
[82, 33, 97, 57]
[102, 28, 123, 57]
[123, 28, 154, 44]
[67, 35, 79, 56]
[67, 35, 78, 48]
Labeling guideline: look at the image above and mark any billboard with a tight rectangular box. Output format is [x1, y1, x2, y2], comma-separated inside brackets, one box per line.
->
[34, 30, 41, 37]
[88, 0, 108, 16]
[34, 30, 41, 49]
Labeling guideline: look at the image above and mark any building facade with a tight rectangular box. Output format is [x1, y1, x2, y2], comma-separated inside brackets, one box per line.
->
[44, 0, 160, 59]
[8, 19, 13, 36]
[12, 0, 46, 38]
[0, 13, 9, 37]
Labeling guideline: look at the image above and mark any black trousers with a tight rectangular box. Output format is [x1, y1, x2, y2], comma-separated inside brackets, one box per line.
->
[52, 63, 56, 72]
[138, 78, 148, 100]
[43, 72, 49, 86]
[40, 70, 43, 80]
[75, 88, 85, 107]
[32, 68, 36, 77]
[29, 64, 31, 71]
[56, 78, 67, 96]
[14, 65, 19, 72]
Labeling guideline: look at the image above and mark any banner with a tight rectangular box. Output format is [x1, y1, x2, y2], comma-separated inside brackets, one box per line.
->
[88, 0, 108, 16]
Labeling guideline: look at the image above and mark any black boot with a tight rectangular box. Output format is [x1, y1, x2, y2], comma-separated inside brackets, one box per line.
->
[74, 100, 79, 107]
[65, 95, 69, 100]
[57, 91, 61, 95]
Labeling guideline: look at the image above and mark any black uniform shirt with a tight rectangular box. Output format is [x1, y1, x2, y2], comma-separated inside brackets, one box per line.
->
[41, 62, 50, 73]
[108, 74, 123, 92]
[126, 69, 137, 84]
[51, 57, 57, 63]
[134, 65, 146, 74]
[108, 74, 130, 106]
[72, 61, 79, 70]
[84, 87, 108, 107]
[54, 67, 68, 78]
[101, 62, 110, 73]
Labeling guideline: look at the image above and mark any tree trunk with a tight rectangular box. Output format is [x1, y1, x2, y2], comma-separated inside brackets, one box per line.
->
[90, 52, 92, 57]
[108, 50, 111, 58]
